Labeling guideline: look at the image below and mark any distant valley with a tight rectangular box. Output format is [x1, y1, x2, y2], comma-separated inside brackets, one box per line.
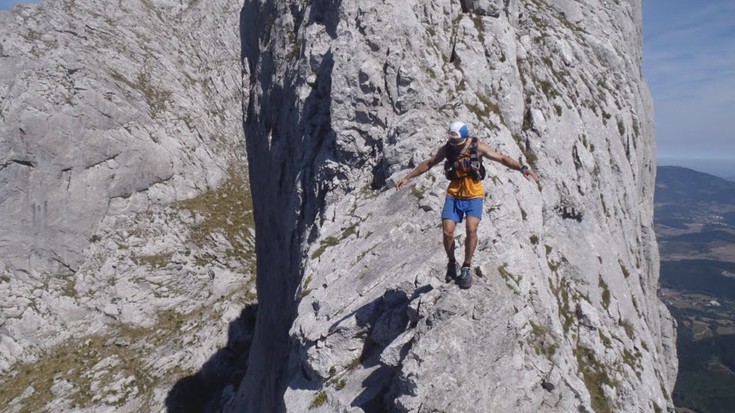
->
[655, 166, 735, 413]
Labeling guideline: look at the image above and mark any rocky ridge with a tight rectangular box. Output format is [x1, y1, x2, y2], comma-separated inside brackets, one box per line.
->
[0, 0, 679, 412]
[1, 0, 254, 412]
[230, 0, 677, 412]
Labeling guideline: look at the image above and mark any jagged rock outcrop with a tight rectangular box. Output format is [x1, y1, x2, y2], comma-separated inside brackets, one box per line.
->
[232, 0, 677, 412]
[0, 1, 254, 411]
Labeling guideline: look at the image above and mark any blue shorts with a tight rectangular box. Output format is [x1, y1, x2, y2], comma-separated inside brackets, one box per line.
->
[441, 196, 483, 223]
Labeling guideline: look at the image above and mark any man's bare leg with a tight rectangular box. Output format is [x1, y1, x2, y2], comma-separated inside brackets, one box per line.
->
[456, 216, 479, 289]
[442, 219, 459, 281]
[463, 217, 480, 267]
[442, 219, 457, 261]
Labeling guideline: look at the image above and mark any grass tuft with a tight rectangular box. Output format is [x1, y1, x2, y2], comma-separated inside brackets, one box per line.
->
[309, 391, 327, 409]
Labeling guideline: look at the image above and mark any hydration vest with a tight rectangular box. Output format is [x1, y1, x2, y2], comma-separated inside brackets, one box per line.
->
[444, 137, 486, 181]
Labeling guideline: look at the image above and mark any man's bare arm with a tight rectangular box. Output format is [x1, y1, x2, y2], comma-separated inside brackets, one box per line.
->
[478, 142, 540, 182]
[396, 146, 447, 190]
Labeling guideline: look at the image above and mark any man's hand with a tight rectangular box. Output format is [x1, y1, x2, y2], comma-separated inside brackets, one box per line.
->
[524, 168, 540, 182]
[396, 177, 409, 190]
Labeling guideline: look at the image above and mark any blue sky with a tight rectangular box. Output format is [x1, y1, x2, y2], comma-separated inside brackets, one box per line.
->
[643, 0, 735, 164]
[0, 0, 38, 9]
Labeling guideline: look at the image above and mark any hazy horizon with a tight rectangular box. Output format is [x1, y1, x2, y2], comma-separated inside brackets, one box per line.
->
[658, 156, 735, 179]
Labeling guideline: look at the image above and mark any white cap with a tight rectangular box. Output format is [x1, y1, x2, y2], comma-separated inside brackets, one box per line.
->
[448, 121, 469, 138]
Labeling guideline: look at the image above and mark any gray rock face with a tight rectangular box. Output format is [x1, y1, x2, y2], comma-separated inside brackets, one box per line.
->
[232, 0, 676, 412]
[1, 1, 254, 411]
[1, 0, 244, 276]
[0, 0, 678, 411]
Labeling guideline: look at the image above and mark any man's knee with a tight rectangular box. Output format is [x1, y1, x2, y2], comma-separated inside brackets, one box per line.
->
[442, 221, 456, 238]
[465, 220, 479, 237]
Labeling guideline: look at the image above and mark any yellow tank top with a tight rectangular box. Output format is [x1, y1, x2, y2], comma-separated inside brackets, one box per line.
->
[446, 152, 485, 199]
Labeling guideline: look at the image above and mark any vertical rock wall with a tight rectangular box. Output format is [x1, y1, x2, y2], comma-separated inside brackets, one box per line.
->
[1, 1, 254, 411]
[234, 0, 676, 412]
[0, 0, 244, 276]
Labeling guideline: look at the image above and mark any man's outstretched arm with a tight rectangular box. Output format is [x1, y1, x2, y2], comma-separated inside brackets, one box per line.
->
[478, 142, 540, 182]
[396, 146, 447, 190]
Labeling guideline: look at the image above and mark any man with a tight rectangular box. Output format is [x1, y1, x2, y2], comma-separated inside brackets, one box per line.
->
[396, 121, 540, 289]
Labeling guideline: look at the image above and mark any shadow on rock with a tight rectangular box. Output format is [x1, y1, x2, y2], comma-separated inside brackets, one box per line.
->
[349, 285, 432, 412]
[291, 283, 432, 412]
[165, 304, 258, 413]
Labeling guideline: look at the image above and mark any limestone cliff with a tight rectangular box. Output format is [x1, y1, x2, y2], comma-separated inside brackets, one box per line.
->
[0, 0, 677, 411]
[1, 1, 254, 411]
[231, 0, 677, 412]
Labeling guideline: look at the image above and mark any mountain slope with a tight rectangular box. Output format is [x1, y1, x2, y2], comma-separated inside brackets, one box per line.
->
[655, 166, 735, 227]
[655, 166, 735, 413]
[230, 0, 677, 412]
[0, 1, 254, 411]
[0, 0, 678, 411]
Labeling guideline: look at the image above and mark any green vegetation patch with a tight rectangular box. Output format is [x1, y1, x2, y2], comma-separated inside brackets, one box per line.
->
[1, 325, 152, 411]
[619, 260, 630, 278]
[410, 185, 425, 200]
[599, 332, 612, 349]
[622, 348, 642, 378]
[311, 223, 359, 260]
[286, 32, 301, 61]
[575, 346, 616, 413]
[309, 391, 327, 409]
[538, 79, 560, 99]
[62, 276, 77, 298]
[132, 252, 174, 269]
[498, 263, 521, 294]
[467, 94, 504, 130]
[512, 133, 538, 166]
[0, 303, 246, 413]
[109, 70, 172, 119]
[551, 277, 575, 333]
[528, 321, 558, 359]
[599, 277, 611, 310]
[176, 168, 255, 272]
[472, 15, 485, 45]
[354, 244, 378, 265]
[301, 275, 313, 298]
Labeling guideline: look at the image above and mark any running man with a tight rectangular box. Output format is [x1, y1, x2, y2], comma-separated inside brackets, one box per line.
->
[396, 121, 540, 288]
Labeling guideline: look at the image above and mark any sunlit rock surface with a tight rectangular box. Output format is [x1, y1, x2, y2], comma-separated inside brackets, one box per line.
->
[231, 0, 677, 412]
[0, 1, 254, 411]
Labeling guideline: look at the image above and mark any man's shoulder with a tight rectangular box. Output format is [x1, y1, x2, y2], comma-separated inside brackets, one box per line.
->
[428, 144, 449, 164]
[476, 141, 502, 160]
[474, 139, 491, 148]
[475, 140, 493, 153]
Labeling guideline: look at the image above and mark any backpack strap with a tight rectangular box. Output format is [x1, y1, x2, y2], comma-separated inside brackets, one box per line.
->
[445, 141, 459, 163]
[469, 137, 486, 180]
[469, 137, 480, 170]
[444, 141, 461, 180]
